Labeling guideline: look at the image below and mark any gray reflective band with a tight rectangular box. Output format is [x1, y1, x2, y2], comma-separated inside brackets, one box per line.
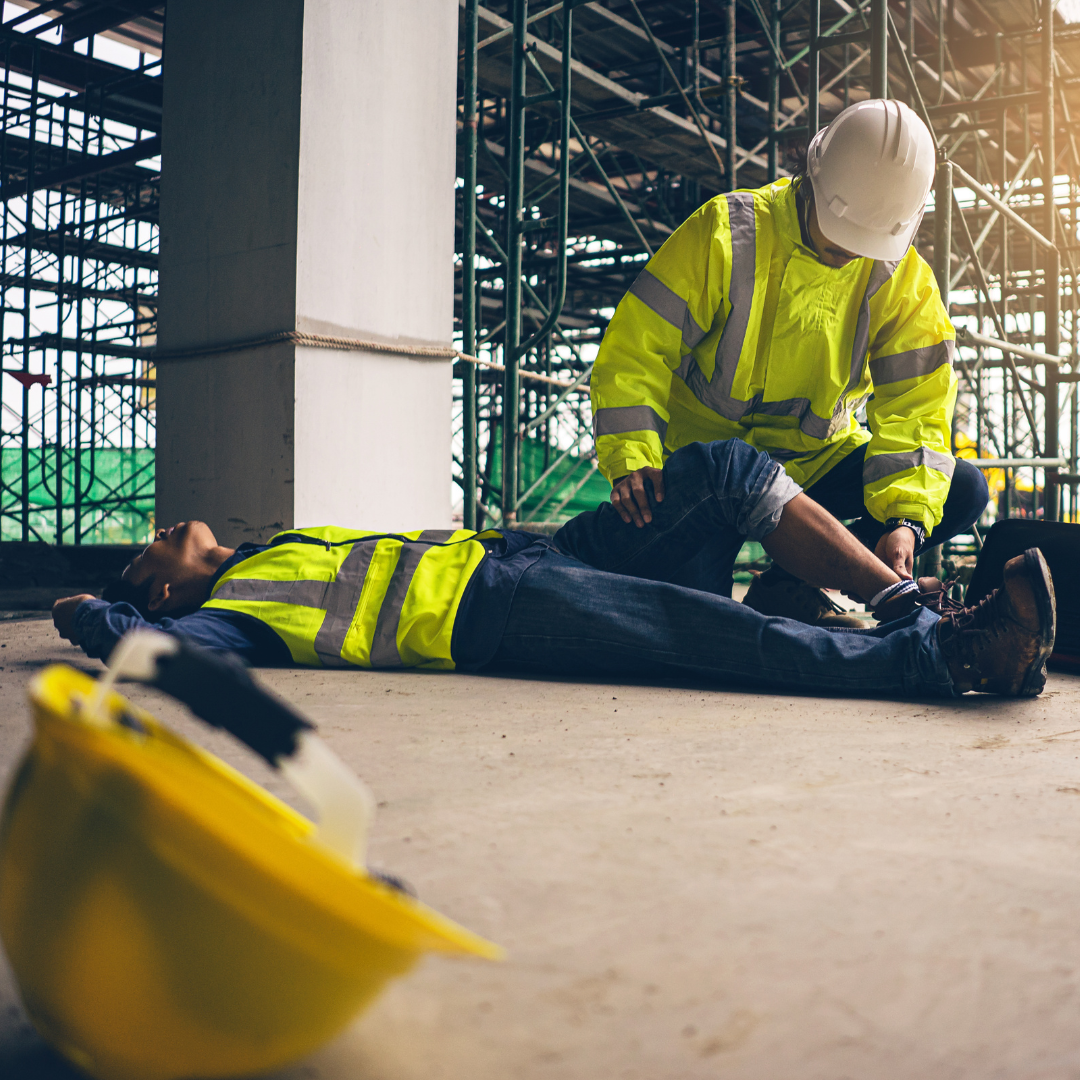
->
[869, 340, 955, 386]
[752, 395, 832, 440]
[682, 192, 759, 421]
[767, 447, 803, 462]
[369, 545, 426, 668]
[715, 192, 757, 395]
[312, 540, 379, 668]
[593, 405, 668, 442]
[417, 529, 456, 542]
[847, 260, 899, 401]
[629, 268, 709, 350]
[211, 578, 329, 607]
[863, 448, 956, 484]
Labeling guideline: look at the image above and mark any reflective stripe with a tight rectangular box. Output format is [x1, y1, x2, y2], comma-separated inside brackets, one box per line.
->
[752, 395, 832, 439]
[869, 340, 954, 386]
[845, 260, 899, 401]
[629, 268, 709, 349]
[715, 192, 758, 399]
[593, 404, 668, 442]
[683, 192, 758, 421]
[368, 530, 452, 669]
[211, 578, 328, 607]
[767, 447, 803, 462]
[863, 448, 956, 485]
[312, 541, 378, 668]
[369, 549, 423, 668]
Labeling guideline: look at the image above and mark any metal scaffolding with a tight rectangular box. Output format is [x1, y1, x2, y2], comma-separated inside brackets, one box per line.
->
[0, 2, 162, 544]
[455, 0, 1080, 547]
[3, 1, 1077, 550]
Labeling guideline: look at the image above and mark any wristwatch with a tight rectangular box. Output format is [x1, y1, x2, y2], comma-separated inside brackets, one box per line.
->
[884, 517, 927, 546]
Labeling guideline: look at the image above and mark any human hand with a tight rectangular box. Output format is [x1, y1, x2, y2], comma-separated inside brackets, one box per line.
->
[874, 527, 916, 579]
[610, 466, 665, 527]
[52, 594, 94, 645]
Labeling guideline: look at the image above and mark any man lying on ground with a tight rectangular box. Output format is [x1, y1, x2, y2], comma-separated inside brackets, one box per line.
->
[52, 439, 1055, 699]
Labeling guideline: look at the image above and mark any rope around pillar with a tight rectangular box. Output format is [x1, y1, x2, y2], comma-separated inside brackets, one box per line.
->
[152, 329, 585, 390]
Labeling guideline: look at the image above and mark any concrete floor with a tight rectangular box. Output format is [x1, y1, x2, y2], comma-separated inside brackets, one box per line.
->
[1, 615, 1080, 1079]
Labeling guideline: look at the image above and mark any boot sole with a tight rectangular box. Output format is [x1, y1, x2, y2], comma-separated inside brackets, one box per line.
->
[1017, 547, 1056, 697]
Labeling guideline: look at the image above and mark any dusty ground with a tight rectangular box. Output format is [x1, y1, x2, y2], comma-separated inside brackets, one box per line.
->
[1, 615, 1079, 1079]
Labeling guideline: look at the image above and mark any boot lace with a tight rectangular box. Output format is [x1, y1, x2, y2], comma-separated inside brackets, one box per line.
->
[938, 587, 1013, 666]
[915, 579, 966, 617]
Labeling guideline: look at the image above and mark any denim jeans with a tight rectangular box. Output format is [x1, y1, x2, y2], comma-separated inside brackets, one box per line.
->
[666, 441, 990, 595]
[491, 439, 956, 698]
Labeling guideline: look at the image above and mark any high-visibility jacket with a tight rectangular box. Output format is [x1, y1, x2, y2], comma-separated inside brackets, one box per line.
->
[592, 177, 957, 530]
[204, 526, 499, 670]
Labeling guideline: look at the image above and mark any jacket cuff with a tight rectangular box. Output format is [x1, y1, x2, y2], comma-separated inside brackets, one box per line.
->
[881, 501, 934, 530]
[599, 452, 661, 484]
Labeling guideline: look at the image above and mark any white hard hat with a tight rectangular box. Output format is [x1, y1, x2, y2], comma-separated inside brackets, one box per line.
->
[807, 99, 936, 261]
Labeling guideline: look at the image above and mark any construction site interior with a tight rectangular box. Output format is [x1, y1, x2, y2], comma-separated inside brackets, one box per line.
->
[0, 1, 1079, 1078]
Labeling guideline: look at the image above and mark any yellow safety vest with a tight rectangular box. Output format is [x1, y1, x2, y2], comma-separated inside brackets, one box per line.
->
[591, 177, 957, 530]
[204, 526, 499, 670]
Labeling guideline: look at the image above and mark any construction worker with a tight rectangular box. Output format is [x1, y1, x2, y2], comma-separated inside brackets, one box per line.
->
[52, 439, 1052, 699]
[591, 98, 989, 623]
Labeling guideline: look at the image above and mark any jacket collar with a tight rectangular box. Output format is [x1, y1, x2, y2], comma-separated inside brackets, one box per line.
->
[771, 178, 817, 261]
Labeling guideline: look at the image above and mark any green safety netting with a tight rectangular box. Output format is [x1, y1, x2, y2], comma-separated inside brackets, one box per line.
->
[1, 448, 154, 543]
[483, 430, 611, 523]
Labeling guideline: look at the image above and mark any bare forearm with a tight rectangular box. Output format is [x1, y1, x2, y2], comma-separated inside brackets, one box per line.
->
[762, 493, 899, 600]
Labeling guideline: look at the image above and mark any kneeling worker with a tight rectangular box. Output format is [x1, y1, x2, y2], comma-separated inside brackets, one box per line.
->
[52, 440, 1054, 701]
[591, 98, 989, 618]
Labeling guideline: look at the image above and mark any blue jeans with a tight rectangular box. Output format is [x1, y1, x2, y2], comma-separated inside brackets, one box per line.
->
[667, 441, 990, 595]
[492, 440, 956, 698]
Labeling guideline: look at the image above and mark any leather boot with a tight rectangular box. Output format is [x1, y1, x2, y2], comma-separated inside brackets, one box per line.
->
[935, 547, 1056, 697]
[743, 567, 866, 628]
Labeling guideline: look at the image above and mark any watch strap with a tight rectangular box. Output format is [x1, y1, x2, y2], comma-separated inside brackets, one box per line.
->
[884, 517, 927, 545]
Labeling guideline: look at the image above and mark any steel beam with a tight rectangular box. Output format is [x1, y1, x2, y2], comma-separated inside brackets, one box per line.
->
[462, 0, 479, 531]
[1043, 0, 1061, 519]
[870, 0, 887, 99]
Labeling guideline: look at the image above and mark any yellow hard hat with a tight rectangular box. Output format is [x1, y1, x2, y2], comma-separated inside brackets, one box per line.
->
[0, 651, 500, 1080]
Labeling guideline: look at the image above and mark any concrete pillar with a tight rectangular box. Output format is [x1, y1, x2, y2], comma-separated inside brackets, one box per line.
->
[156, 0, 458, 544]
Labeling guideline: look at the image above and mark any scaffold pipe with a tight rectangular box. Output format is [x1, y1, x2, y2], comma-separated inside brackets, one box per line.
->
[970, 458, 1068, 469]
[955, 327, 1066, 366]
[951, 163, 1056, 251]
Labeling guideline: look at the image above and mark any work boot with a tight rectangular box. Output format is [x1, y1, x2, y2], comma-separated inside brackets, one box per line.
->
[936, 547, 1056, 697]
[743, 567, 866, 628]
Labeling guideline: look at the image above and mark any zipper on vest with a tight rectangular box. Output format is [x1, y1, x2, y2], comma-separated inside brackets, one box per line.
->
[271, 530, 495, 550]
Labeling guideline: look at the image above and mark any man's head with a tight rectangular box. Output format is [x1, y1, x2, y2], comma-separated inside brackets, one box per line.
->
[104, 521, 234, 620]
[806, 98, 936, 263]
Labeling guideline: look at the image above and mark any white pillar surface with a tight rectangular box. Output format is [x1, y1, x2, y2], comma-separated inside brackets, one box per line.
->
[157, 0, 458, 544]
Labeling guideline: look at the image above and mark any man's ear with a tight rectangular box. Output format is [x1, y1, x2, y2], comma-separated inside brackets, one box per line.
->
[147, 580, 171, 612]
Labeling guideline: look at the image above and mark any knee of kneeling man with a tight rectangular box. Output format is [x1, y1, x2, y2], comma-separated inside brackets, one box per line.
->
[950, 458, 990, 513]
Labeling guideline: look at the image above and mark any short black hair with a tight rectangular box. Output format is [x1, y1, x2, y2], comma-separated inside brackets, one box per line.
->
[102, 570, 203, 622]
[787, 142, 809, 183]
[102, 570, 156, 620]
